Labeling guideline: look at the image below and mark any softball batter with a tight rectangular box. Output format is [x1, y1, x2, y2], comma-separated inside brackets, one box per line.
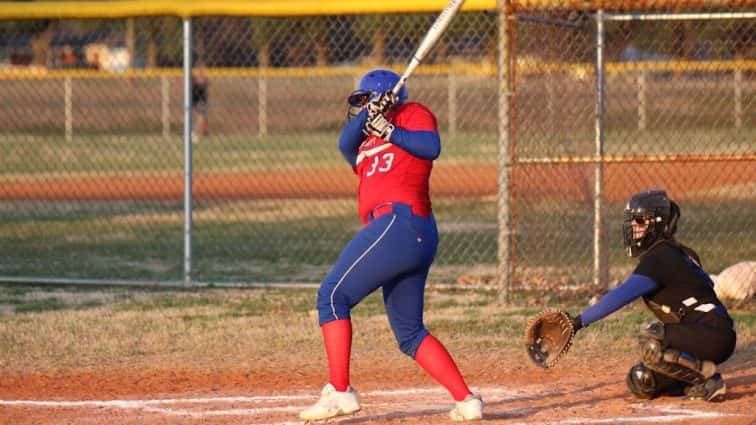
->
[300, 69, 483, 422]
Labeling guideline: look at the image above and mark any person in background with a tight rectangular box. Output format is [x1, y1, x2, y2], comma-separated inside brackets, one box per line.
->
[191, 63, 209, 142]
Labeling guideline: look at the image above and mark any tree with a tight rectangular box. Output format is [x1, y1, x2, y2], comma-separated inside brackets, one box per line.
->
[350, 14, 393, 65]
[250, 17, 283, 67]
[0, 19, 55, 66]
[302, 16, 331, 66]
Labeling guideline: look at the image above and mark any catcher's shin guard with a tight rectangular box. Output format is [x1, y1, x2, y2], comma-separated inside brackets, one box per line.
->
[637, 322, 667, 366]
[637, 325, 716, 385]
[626, 363, 660, 399]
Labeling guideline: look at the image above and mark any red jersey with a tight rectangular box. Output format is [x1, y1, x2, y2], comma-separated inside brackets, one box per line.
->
[354, 102, 437, 224]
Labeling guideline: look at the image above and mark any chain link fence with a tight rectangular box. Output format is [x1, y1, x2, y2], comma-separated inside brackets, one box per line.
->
[507, 5, 754, 296]
[0, 2, 753, 295]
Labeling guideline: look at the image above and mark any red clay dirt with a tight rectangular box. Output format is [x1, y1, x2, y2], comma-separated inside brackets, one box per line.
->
[0, 162, 753, 202]
[1, 353, 754, 424]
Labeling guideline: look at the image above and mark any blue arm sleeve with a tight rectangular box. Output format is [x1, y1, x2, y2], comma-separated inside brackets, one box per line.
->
[390, 128, 441, 160]
[338, 109, 368, 167]
[579, 274, 658, 327]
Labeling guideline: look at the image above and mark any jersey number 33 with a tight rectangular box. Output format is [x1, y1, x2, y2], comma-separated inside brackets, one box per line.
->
[366, 152, 395, 177]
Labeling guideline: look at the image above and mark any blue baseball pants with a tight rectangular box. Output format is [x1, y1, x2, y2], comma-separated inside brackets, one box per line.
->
[317, 203, 438, 358]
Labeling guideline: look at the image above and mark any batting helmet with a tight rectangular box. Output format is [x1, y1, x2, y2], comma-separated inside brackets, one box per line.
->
[347, 69, 407, 109]
[623, 189, 680, 257]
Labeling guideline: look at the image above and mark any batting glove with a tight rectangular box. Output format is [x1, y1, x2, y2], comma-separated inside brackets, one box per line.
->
[367, 90, 397, 117]
[365, 113, 395, 141]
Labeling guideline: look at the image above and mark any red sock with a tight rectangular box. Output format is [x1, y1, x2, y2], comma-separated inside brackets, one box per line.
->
[322, 319, 352, 392]
[415, 334, 471, 401]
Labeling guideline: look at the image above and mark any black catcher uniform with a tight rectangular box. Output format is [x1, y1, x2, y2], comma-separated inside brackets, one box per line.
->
[574, 189, 736, 402]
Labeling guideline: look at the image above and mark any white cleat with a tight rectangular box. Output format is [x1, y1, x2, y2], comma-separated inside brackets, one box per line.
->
[449, 393, 484, 421]
[299, 383, 361, 421]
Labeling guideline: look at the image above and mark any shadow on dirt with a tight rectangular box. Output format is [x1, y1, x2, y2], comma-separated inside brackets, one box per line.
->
[339, 380, 625, 423]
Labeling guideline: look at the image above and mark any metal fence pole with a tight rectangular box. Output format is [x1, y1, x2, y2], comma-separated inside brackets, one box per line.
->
[546, 71, 555, 130]
[162, 75, 170, 139]
[64, 76, 72, 142]
[496, 0, 512, 304]
[734, 67, 743, 129]
[258, 73, 267, 138]
[182, 18, 194, 286]
[448, 72, 457, 137]
[594, 10, 608, 289]
[638, 70, 647, 131]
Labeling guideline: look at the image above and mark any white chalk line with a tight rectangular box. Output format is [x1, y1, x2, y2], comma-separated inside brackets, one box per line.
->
[0, 387, 747, 424]
[519, 405, 746, 425]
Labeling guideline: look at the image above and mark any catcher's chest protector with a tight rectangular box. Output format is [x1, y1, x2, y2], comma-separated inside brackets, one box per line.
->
[637, 243, 725, 324]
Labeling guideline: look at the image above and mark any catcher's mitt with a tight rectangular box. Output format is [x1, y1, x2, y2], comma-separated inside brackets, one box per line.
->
[524, 308, 577, 368]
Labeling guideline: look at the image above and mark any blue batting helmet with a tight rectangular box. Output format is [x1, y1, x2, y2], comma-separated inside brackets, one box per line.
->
[347, 69, 407, 108]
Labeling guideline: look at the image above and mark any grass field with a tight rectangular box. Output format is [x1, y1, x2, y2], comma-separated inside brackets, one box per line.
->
[0, 127, 752, 175]
[0, 197, 753, 283]
[0, 284, 753, 371]
[0, 126, 753, 284]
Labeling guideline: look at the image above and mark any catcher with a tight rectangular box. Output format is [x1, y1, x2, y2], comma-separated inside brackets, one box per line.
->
[526, 189, 736, 402]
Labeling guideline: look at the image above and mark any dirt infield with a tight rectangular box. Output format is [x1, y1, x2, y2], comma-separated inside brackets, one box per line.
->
[1, 353, 754, 424]
[1, 161, 753, 201]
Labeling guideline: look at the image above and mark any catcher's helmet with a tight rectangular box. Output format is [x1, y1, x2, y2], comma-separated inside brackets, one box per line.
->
[347, 69, 407, 109]
[623, 189, 680, 257]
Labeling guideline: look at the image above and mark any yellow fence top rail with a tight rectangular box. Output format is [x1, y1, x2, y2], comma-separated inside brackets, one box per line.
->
[0, 0, 746, 19]
[0, 0, 496, 20]
[1, 60, 753, 80]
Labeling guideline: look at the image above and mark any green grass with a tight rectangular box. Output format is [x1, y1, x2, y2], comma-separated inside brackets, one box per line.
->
[0, 127, 753, 284]
[0, 197, 752, 283]
[1, 127, 752, 175]
[0, 284, 752, 372]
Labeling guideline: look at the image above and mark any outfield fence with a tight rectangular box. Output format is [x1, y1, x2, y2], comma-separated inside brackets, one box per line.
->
[0, 60, 753, 139]
[0, 1, 753, 298]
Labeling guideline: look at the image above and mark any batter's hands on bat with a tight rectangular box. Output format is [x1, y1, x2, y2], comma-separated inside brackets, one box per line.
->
[367, 91, 398, 117]
[365, 112, 395, 141]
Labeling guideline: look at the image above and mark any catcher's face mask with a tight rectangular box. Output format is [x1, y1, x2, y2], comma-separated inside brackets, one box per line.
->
[623, 189, 673, 257]
[623, 212, 663, 257]
[631, 217, 650, 239]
